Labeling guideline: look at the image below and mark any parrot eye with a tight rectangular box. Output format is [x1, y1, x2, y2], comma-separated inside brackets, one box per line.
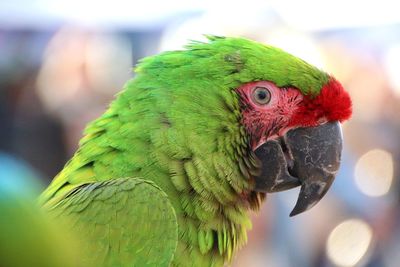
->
[252, 86, 271, 105]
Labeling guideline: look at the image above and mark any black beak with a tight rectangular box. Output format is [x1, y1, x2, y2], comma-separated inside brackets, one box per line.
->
[253, 122, 343, 216]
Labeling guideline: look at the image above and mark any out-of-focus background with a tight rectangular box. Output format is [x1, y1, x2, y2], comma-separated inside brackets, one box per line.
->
[1, 1, 400, 266]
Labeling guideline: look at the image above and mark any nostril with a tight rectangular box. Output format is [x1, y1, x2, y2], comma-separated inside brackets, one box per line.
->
[317, 116, 328, 124]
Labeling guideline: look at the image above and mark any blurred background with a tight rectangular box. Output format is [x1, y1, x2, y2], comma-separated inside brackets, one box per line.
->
[1, 0, 400, 266]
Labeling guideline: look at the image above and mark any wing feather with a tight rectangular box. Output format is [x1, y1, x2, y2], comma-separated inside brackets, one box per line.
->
[47, 177, 178, 267]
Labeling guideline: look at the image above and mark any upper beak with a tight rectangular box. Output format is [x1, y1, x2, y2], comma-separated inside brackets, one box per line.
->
[253, 121, 343, 216]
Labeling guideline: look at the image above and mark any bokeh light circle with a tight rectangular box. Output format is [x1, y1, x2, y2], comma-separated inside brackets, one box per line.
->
[354, 149, 393, 197]
[326, 219, 373, 267]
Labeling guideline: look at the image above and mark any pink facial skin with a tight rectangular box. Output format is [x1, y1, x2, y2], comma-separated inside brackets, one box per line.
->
[237, 81, 303, 150]
[237, 77, 352, 151]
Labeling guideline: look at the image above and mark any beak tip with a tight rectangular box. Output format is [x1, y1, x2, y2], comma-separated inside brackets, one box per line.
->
[289, 210, 298, 217]
[289, 200, 317, 217]
[289, 181, 332, 217]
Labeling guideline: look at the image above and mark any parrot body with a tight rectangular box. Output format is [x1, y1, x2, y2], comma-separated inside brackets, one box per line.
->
[40, 36, 352, 267]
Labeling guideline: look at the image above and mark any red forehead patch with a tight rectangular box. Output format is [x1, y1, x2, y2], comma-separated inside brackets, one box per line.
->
[289, 77, 352, 127]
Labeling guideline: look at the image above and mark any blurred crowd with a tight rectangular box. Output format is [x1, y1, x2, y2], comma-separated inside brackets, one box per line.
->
[1, 3, 400, 267]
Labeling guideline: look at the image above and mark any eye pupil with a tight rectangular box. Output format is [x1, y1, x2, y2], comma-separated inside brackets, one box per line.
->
[252, 86, 271, 105]
[257, 91, 267, 100]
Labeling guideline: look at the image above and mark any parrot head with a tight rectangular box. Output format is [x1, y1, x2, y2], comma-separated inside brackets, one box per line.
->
[231, 39, 351, 216]
[137, 35, 352, 216]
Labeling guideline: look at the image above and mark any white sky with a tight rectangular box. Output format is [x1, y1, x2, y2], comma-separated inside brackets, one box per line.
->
[0, 0, 399, 30]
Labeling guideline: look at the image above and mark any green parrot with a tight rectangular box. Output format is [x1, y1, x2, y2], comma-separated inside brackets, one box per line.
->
[39, 36, 352, 267]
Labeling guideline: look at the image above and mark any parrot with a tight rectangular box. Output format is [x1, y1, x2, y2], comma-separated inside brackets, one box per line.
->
[39, 36, 352, 267]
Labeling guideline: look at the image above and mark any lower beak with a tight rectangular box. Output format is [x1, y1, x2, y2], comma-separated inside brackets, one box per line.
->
[253, 121, 343, 216]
